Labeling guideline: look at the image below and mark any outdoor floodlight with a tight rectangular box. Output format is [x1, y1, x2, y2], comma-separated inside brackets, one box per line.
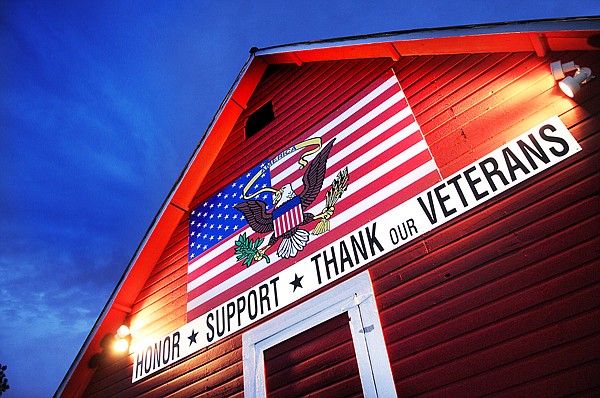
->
[558, 67, 593, 98]
[116, 325, 130, 338]
[114, 324, 131, 353]
[550, 60, 595, 98]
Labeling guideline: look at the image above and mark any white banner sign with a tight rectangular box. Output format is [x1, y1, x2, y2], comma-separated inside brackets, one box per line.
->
[132, 115, 581, 382]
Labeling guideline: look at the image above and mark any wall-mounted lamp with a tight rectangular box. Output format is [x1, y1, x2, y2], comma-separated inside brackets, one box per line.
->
[550, 60, 595, 98]
[114, 325, 131, 353]
[88, 325, 132, 368]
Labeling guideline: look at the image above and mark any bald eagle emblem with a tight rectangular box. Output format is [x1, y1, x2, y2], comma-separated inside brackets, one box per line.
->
[234, 139, 349, 266]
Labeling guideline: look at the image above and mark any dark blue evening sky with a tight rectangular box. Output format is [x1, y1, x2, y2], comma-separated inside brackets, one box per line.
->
[1, 1, 599, 396]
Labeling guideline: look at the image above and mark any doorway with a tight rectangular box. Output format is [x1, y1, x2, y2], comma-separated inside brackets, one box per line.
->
[242, 271, 396, 397]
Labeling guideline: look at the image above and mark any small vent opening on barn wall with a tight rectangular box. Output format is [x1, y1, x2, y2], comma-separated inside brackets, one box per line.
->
[246, 101, 274, 138]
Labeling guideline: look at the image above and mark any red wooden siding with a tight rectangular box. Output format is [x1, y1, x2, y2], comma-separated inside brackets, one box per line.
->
[370, 50, 600, 396]
[82, 48, 599, 396]
[264, 312, 363, 397]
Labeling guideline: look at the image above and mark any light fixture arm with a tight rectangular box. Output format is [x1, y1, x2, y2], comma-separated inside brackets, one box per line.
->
[576, 67, 594, 85]
[550, 60, 579, 80]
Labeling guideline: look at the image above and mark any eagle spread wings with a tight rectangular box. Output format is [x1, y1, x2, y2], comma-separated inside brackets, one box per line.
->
[234, 138, 335, 237]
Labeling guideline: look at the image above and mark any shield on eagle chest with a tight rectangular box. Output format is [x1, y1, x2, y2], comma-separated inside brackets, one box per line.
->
[272, 195, 304, 237]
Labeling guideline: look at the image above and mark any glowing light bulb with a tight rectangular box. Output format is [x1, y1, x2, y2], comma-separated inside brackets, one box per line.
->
[116, 325, 130, 338]
[114, 338, 129, 353]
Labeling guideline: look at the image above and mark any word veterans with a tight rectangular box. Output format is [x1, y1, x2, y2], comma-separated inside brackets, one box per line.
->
[416, 121, 579, 227]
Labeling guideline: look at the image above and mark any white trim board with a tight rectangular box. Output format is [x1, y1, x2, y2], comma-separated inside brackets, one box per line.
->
[242, 271, 397, 397]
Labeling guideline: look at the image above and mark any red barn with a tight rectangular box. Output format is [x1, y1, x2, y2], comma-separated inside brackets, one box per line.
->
[57, 18, 600, 397]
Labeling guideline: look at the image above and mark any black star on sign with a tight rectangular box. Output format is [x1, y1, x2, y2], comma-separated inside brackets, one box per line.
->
[290, 273, 304, 292]
[188, 329, 198, 346]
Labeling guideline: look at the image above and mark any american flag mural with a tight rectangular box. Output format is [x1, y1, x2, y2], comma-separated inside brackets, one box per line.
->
[187, 69, 442, 321]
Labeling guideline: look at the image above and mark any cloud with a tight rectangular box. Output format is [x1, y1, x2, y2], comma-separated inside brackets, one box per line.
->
[0, 243, 111, 396]
[0, 5, 191, 395]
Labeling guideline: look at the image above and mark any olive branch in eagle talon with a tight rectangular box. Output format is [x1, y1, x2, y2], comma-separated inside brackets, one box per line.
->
[233, 139, 350, 267]
[234, 232, 270, 267]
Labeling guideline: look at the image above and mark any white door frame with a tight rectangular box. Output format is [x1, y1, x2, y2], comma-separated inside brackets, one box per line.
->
[242, 271, 396, 397]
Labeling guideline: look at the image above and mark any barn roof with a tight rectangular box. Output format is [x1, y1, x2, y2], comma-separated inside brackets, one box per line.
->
[56, 16, 600, 397]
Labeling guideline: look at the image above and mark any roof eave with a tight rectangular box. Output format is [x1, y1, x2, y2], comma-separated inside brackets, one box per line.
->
[255, 17, 600, 58]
